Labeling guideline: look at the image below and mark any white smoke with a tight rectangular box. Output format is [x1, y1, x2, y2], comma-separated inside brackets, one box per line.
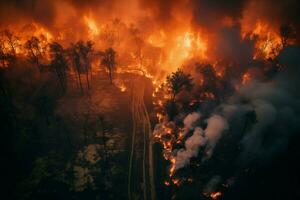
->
[204, 115, 229, 158]
[175, 127, 205, 170]
[174, 114, 228, 170]
[183, 112, 201, 130]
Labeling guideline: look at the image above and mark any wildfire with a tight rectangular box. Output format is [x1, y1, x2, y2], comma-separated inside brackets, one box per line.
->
[0, 1, 298, 199]
[153, 122, 178, 178]
[32, 25, 53, 42]
[242, 21, 283, 59]
[168, 31, 207, 69]
[147, 30, 207, 73]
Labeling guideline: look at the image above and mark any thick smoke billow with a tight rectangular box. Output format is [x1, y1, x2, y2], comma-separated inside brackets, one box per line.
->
[183, 112, 201, 132]
[204, 115, 229, 158]
[170, 46, 300, 171]
[175, 127, 205, 170]
[219, 46, 300, 165]
[174, 114, 228, 170]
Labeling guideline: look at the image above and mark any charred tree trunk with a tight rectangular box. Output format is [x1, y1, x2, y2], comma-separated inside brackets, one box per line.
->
[108, 66, 113, 84]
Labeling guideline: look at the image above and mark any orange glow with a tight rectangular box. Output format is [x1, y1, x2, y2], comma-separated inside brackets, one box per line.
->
[84, 15, 100, 38]
[242, 21, 282, 59]
[242, 72, 251, 84]
[210, 192, 222, 200]
[171, 178, 181, 186]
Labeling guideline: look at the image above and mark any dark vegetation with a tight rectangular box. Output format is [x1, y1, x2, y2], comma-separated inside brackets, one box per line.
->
[0, 29, 132, 200]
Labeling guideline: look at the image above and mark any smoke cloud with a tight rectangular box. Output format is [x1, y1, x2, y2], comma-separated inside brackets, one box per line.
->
[183, 112, 200, 131]
[204, 115, 229, 158]
[174, 114, 228, 170]
[218, 46, 300, 165]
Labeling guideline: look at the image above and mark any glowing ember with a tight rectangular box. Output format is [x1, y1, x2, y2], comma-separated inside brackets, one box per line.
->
[164, 181, 170, 186]
[242, 72, 251, 84]
[210, 191, 222, 200]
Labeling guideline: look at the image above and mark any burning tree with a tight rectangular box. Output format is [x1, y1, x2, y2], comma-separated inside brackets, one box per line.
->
[49, 42, 68, 93]
[1, 29, 19, 57]
[100, 48, 116, 84]
[24, 36, 43, 71]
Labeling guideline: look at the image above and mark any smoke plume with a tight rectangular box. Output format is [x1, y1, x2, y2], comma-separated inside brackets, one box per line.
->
[174, 114, 228, 170]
